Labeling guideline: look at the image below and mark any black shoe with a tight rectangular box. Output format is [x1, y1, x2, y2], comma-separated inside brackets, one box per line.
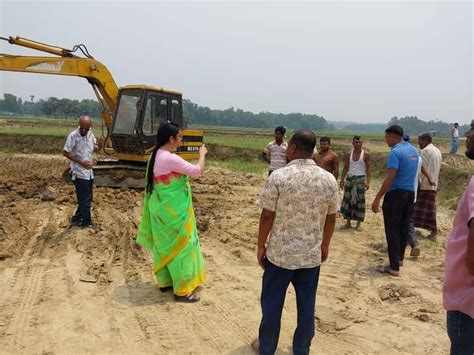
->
[70, 220, 81, 227]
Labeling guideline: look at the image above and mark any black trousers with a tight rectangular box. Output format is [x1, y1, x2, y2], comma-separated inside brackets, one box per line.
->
[382, 189, 415, 271]
[407, 214, 418, 248]
[72, 177, 94, 226]
[259, 260, 320, 355]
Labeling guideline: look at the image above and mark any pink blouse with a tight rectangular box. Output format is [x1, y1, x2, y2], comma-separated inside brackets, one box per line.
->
[153, 149, 202, 178]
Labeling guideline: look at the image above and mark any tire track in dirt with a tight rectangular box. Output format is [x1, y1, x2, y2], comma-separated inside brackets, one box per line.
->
[0, 202, 74, 352]
[89, 204, 150, 351]
[1, 215, 48, 351]
[6, 264, 47, 350]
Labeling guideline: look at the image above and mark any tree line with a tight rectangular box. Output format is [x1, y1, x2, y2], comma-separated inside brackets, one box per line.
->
[0, 93, 335, 131]
[183, 99, 335, 131]
[0, 93, 469, 137]
[0, 93, 100, 118]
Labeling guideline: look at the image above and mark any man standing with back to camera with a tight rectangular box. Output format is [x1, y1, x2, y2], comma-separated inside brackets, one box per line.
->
[63, 115, 102, 228]
[254, 129, 338, 355]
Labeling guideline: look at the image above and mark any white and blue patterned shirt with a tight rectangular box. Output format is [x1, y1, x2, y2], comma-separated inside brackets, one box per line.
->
[257, 159, 339, 269]
[63, 128, 98, 180]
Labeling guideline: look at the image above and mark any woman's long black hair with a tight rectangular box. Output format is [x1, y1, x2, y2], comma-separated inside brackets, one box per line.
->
[146, 121, 180, 193]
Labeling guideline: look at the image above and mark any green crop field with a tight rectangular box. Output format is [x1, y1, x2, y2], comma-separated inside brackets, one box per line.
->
[0, 116, 452, 155]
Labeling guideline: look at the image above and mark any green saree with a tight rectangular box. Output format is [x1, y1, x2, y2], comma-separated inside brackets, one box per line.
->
[137, 173, 205, 296]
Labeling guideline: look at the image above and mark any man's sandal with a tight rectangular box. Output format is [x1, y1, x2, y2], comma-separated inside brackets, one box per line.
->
[251, 339, 259, 353]
[376, 265, 400, 277]
[174, 293, 200, 303]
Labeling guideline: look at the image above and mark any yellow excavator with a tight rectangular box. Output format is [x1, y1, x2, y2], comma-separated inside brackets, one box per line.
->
[0, 35, 203, 187]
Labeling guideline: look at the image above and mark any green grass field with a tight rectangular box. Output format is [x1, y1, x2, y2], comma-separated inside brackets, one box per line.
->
[0, 115, 78, 126]
[0, 116, 452, 154]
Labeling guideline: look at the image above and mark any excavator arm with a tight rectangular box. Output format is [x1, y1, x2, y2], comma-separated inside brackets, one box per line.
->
[0, 36, 118, 128]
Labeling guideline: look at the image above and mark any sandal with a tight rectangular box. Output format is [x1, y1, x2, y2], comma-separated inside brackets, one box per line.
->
[174, 293, 200, 303]
[376, 265, 400, 277]
[159, 286, 173, 293]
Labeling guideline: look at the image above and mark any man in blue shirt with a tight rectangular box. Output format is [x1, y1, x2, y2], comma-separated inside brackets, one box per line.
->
[371, 125, 419, 276]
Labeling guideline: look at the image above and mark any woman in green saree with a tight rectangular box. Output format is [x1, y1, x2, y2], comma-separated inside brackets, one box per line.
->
[137, 121, 208, 303]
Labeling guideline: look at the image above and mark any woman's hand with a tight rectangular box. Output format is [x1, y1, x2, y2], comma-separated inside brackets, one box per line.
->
[199, 144, 208, 156]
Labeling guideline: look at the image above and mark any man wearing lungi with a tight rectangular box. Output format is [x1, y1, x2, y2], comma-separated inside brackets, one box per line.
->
[340, 136, 371, 230]
[413, 133, 442, 240]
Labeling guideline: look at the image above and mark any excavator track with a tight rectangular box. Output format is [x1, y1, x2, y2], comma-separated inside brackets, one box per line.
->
[62, 160, 147, 189]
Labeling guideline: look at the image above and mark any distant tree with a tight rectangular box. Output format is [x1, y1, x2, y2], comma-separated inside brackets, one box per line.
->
[388, 116, 469, 137]
[1, 93, 23, 114]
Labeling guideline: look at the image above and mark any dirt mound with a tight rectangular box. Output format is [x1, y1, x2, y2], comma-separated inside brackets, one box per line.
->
[378, 282, 417, 301]
[441, 153, 474, 170]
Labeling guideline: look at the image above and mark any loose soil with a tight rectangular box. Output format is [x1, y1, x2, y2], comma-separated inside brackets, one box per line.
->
[0, 151, 458, 354]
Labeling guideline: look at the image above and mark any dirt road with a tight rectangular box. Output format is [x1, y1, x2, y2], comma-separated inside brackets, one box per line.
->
[0, 154, 452, 353]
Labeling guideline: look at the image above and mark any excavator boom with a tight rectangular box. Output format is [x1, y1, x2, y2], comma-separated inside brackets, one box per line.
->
[0, 36, 118, 128]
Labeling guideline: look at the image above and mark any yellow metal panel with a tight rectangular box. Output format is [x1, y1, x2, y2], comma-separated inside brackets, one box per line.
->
[182, 130, 204, 136]
[120, 84, 182, 96]
[179, 152, 200, 160]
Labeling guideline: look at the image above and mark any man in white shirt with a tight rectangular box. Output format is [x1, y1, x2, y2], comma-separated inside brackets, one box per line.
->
[63, 115, 101, 228]
[450, 122, 459, 154]
[262, 126, 288, 176]
[413, 132, 442, 239]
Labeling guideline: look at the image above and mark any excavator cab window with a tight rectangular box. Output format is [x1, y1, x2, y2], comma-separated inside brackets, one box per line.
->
[112, 90, 141, 135]
[143, 96, 168, 135]
[110, 88, 146, 154]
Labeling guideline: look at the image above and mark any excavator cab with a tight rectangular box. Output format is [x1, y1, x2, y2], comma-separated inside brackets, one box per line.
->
[111, 85, 203, 162]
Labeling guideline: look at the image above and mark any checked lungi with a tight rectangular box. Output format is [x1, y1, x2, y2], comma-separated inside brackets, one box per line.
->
[413, 190, 437, 232]
[340, 175, 366, 222]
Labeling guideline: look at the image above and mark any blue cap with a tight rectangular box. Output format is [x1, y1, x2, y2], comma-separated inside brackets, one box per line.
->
[403, 134, 410, 142]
